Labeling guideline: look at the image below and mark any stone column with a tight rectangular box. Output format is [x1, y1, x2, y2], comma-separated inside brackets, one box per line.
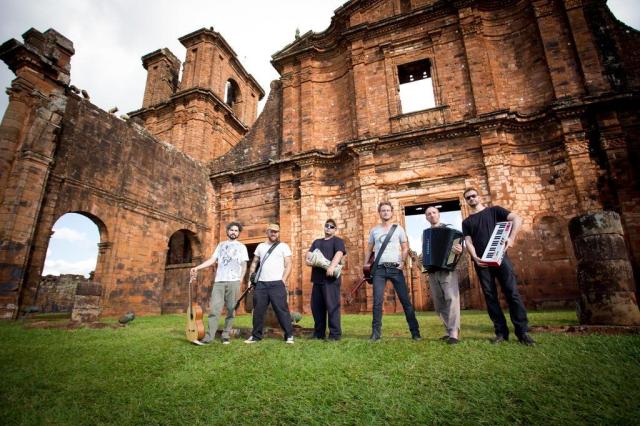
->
[278, 165, 301, 311]
[354, 146, 380, 312]
[0, 29, 74, 319]
[559, 113, 603, 212]
[457, 8, 498, 115]
[569, 211, 640, 325]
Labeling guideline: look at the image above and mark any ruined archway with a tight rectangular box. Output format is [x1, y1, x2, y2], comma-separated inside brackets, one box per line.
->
[161, 229, 202, 314]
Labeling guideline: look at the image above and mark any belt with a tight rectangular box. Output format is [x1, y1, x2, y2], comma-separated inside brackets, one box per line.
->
[380, 262, 400, 268]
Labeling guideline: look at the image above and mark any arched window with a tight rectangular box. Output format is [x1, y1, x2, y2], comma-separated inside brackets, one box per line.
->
[224, 79, 240, 107]
[166, 230, 196, 265]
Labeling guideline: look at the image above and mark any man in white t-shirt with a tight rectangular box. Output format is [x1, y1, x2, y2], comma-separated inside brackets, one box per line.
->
[190, 222, 249, 345]
[244, 223, 295, 344]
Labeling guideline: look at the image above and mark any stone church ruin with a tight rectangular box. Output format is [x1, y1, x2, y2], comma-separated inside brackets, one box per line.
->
[1, 0, 638, 320]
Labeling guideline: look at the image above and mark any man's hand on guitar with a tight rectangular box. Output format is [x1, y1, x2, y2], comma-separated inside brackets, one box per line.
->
[190, 268, 198, 279]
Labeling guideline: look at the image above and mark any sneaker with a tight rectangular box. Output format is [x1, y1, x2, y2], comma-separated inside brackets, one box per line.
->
[411, 334, 422, 341]
[244, 336, 259, 344]
[518, 333, 536, 346]
[440, 335, 449, 341]
[222, 337, 230, 345]
[191, 339, 205, 346]
[447, 337, 460, 345]
[490, 335, 507, 344]
[285, 336, 294, 344]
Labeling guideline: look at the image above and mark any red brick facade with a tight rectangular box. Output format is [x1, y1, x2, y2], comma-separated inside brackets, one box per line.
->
[0, 0, 638, 319]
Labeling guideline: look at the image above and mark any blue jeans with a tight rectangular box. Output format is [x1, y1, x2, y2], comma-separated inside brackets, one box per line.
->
[371, 266, 420, 337]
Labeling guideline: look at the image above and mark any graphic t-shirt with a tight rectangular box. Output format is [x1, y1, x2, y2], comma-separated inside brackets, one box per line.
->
[212, 240, 249, 282]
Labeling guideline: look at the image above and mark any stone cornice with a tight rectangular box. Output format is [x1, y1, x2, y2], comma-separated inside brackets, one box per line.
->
[128, 87, 249, 132]
[207, 91, 638, 181]
[179, 28, 264, 98]
[271, 1, 455, 69]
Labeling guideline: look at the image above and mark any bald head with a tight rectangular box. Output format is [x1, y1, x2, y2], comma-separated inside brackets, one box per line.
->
[425, 206, 440, 226]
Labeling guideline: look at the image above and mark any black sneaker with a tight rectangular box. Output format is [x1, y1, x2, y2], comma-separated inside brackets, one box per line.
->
[490, 335, 507, 344]
[518, 333, 536, 346]
[411, 334, 422, 341]
[447, 337, 460, 345]
[440, 335, 449, 341]
[221, 337, 230, 345]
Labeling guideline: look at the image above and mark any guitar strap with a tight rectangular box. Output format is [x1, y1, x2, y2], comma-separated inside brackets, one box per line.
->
[371, 224, 397, 275]
[254, 241, 280, 283]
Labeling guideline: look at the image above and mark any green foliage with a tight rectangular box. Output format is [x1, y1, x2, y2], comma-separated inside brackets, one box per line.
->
[0, 311, 638, 425]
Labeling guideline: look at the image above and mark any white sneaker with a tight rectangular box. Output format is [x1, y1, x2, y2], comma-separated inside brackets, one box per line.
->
[244, 336, 259, 344]
[191, 339, 205, 346]
[285, 336, 294, 344]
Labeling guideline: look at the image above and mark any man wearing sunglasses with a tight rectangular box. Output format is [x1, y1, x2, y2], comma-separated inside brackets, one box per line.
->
[461, 188, 535, 346]
[244, 223, 295, 344]
[305, 219, 346, 340]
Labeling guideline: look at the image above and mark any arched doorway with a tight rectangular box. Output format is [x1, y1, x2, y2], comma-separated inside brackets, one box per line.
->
[34, 212, 105, 315]
[162, 229, 201, 314]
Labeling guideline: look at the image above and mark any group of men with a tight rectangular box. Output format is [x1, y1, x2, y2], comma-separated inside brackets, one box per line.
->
[189, 188, 535, 346]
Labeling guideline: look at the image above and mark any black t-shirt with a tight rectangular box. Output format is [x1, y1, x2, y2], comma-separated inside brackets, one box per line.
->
[309, 236, 347, 285]
[462, 206, 510, 256]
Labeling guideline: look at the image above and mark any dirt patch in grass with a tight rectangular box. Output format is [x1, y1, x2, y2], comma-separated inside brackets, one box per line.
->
[530, 324, 640, 335]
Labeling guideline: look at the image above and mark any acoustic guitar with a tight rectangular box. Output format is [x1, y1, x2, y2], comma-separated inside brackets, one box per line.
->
[345, 252, 375, 305]
[185, 275, 205, 342]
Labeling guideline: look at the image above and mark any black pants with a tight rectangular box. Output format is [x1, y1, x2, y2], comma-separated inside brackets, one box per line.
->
[251, 280, 293, 340]
[311, 282, 341, 339]
[474, 256, 529, 339]
[371, 266, 420, 337]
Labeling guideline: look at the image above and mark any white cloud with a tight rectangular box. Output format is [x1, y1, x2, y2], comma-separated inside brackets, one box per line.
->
[42, 258, 97, 278]
[51, 227, 87, 242]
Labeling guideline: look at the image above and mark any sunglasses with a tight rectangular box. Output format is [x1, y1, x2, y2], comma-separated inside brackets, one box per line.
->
[324, 224, 336, 229]
[465, 194, 477, 200]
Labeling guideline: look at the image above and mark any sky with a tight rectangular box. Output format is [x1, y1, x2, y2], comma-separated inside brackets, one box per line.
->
[1, 0, 638, 276]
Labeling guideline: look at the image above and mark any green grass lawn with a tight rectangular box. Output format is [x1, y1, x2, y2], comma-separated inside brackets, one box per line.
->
[1, 310, 638, 425]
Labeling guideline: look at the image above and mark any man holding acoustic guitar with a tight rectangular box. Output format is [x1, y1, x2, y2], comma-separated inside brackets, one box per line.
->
[366, 202, 421, 342]
[190, 222, 249, 345]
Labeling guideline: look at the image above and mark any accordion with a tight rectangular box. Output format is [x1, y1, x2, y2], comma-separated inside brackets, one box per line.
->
[422, 227, 464, 272]
[480, 221, 512, 266]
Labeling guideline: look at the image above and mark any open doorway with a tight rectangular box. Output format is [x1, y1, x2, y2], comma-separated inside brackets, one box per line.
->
[35, 213, 101, 316]
[403, 200, 471, 310]
[404, 200, 463, 254]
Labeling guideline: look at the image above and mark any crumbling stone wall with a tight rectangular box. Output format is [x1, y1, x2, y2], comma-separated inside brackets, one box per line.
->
[34, 274, 86, 313]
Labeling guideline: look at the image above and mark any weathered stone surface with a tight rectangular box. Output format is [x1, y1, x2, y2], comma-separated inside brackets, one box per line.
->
[71, 282, 103, 322]
[570, 211, 640, 325]
[1, 1, 639, 319]
[35, 274, 85, 313]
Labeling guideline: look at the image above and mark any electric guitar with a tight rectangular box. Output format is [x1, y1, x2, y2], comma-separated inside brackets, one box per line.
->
[185, 275, 205, 342]
[345, 252, 375, 305]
